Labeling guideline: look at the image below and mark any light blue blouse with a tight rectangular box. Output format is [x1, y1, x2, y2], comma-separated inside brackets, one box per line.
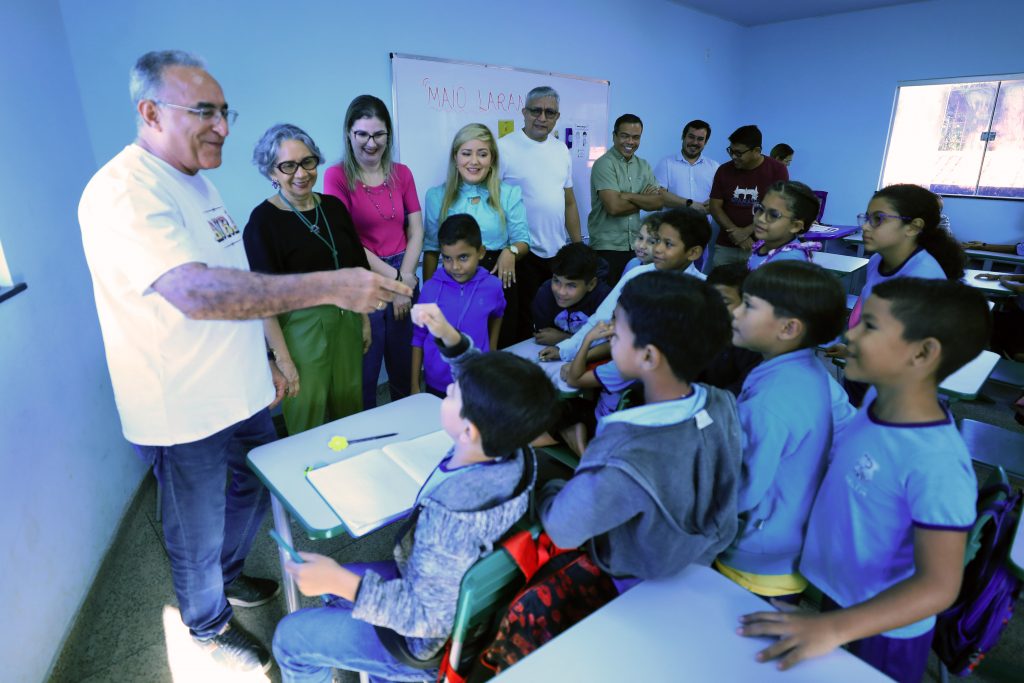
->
[423, 181, 530, 252]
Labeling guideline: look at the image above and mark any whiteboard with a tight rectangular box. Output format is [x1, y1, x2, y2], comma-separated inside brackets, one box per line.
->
[390, 53, 610, 235]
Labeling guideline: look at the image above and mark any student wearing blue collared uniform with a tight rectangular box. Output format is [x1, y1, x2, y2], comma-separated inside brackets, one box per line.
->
[746, 181, 821, 270]
[739, 278, 991, 683]
[422, 123, 531, 348]
[829, 183, 964, 344]
[539, 271, 741, 583]
[715, 261, 847, 600]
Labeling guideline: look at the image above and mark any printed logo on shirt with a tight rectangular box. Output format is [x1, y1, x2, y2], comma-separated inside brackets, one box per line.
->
[731, 185, 759, 206]
[555, 309, 591, 335]
[846, 452, 880, 497]
[205, 208, 241, 246]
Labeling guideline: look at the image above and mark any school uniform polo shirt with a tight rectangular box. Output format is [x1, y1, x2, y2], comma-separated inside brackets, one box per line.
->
[799, 403, 977, 638]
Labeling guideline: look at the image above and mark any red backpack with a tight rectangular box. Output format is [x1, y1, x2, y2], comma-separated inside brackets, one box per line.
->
[438, 530, 618, 683]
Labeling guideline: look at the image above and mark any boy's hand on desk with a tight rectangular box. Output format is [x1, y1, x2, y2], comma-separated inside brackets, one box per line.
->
[286, 552, 360, 599]
[738, 603, 844, 670]
[534, 327, 569, 346]
[411, 303, 460, 347]
[538, 345, 562, 361]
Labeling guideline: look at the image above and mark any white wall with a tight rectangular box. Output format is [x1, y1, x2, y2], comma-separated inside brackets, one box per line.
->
[745, 0, 1024, 244]
[0, 3, 146, 683]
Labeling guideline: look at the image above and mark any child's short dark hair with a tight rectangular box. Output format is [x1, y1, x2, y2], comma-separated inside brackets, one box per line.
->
[617, 271, 730, 382]
[872, 278, 991, 382]
[438, 213, 482, 249]
[640, 211, 664, 231]
[770, 143, 793, 160]
[550, 242, 598, 282]
[742, 261, 846, 348]
[659, 207, 711, 250]
[707, 262, 750, 290]
[458, 352, 558, 458]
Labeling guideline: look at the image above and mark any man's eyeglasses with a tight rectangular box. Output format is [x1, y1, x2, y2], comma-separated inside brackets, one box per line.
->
[857, 211, 912, 228]
[726, 146, 754, 158]
[525, 106, 559, 119]
[275, 156, 319, 175]
[352, 131, 388, 144]
[752, 203, 792, 222]
[154, 100, 238, 125]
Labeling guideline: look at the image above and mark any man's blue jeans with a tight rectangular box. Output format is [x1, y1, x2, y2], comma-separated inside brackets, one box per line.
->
[133, 409, 276, 639]
[273, 562, 435, 683]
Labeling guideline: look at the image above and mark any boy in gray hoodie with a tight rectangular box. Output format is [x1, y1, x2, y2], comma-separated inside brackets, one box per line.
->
[539, 271, 742, 582]
[273, 303, 557, 683]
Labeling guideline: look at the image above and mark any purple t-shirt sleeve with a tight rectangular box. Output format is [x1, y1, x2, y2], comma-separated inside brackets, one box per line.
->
[487, 277, 507, 318]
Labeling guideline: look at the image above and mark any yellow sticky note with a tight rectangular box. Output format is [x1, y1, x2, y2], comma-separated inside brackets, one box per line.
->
[328, 436, 349, 451]
[498, 120, 515, 138]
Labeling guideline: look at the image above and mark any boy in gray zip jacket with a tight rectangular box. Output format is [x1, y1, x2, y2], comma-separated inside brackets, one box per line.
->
[539, 271, 742, 581]
[273, 303, 557, 683]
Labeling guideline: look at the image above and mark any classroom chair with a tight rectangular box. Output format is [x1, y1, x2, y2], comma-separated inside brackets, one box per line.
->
[958, 418, 1024, 480]
[374, 523, 542, 682]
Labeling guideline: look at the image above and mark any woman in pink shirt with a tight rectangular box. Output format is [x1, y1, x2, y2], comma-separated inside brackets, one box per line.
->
[324, 95, 424, 408]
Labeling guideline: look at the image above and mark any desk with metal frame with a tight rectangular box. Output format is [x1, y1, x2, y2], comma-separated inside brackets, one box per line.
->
[247, 393, 443, 612]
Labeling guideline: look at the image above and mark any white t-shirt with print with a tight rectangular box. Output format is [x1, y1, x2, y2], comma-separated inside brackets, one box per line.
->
[79, 144, 273, 445]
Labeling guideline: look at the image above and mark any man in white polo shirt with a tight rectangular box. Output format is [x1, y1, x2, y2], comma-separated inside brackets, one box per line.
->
[499, 86, 582, 340]
[78, 50, 408, 674]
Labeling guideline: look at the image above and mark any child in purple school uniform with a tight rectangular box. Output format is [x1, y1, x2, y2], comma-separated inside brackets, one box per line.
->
[411, 214, 505, 398]
[739, 278, 990, 683]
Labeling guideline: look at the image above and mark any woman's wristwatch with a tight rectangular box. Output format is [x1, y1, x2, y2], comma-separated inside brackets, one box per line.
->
[506, 244, 520, 256]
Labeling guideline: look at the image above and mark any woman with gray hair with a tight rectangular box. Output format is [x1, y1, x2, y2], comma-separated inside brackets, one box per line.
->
[243, 123, 371, 434]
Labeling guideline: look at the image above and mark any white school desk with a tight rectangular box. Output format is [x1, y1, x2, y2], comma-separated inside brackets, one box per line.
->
[963, 269, 1016, 298]
[809, 250, 869, 276]
[247, 393, 442, 612]
[939, 350, 1000, 401]
[504, 338, 578, 395]
[494, 565, 892, 682]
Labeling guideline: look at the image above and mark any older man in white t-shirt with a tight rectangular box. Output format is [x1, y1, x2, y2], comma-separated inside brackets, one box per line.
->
[78, 50, 408, 674]
[499, 86, 582, 341]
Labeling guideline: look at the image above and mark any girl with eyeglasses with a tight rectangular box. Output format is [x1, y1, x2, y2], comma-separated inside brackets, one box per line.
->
[747, 180, 821, 270]
[323, 95, 424, 408]
[243, 123, 371, 434]
[826, 183, 964, 363]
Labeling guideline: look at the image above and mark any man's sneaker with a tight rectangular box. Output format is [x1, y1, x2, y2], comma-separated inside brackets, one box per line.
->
[225, 574, 280, 607]
[194, 622, 272, 673]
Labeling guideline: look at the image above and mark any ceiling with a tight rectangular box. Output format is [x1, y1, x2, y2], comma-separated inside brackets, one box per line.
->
[669, 0, 930, 26]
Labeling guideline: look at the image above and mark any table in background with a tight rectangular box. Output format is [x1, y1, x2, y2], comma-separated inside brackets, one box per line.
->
[248, 393, 442, 611]
[504, 338, 578, 395]
[494, 564, 892, 682]
[940, 350, 1000, 401]
[810, 251, 869, 277]
[805, 223, 861, 241]
[964, 269, 1017, 298]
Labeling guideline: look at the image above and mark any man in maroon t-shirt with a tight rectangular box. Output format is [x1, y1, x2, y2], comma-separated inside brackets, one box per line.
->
[709, 125, 788, 267]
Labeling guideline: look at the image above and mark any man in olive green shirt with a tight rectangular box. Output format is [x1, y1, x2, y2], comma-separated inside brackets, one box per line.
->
[588, 113, 665, 283]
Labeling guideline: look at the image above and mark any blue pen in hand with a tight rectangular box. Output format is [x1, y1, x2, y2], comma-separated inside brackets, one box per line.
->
[269, 528, 304, 563]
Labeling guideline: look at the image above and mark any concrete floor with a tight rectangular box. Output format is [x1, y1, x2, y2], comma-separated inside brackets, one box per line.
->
[48, 381, 1024, 683]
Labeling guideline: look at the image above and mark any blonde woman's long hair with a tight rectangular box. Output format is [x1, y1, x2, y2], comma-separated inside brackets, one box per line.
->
[438, 123, 504, 226]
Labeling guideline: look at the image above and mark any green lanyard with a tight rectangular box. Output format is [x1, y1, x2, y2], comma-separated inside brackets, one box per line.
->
[278, 191, 339, 269]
